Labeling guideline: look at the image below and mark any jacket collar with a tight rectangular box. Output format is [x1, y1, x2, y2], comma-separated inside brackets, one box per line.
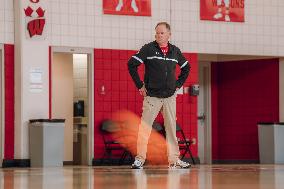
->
[153, 41, 173, 53]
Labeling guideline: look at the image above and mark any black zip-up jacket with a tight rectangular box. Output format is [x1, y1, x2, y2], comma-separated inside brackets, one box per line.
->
[128, 41, 190, 98]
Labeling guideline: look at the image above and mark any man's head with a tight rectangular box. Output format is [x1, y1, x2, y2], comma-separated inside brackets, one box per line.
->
[155, 22, 171, 47]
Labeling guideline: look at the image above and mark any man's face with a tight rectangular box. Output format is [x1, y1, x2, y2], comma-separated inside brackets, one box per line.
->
[155, 24, 171, 46]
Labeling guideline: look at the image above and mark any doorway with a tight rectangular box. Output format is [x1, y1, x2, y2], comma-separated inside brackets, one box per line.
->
[198, 61, 212, 164]
[51, 47, 94, 165]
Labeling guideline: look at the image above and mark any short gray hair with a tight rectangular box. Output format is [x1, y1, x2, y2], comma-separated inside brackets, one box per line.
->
[155, 22, 171, 31]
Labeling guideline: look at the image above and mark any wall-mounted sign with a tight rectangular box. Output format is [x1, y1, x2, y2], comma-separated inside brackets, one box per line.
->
[24, 0, 47, 39]
[200, 0, 244, 22]
[103, 0, 151, 16]
[30, 68, 43, 93]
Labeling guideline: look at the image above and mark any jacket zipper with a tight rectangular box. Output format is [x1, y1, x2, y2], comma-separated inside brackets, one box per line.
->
[164, 54, 167, 77]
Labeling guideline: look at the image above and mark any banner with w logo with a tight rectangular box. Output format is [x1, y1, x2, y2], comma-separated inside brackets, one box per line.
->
[24, 1, 46, 39]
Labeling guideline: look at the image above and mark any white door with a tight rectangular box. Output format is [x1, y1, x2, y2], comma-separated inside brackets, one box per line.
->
[52, 53, 74, 163]
[0, 47, 3, 167]
[198, 61, 212, 164]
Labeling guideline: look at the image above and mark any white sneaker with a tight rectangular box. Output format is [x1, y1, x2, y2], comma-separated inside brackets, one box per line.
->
[169, 159, 191, 169]
[213, 12, 223, 19]
[225, 14, 231, 22]
[131, 159, 144, 169]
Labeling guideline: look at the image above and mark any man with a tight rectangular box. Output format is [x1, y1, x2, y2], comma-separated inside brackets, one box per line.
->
[128, 22, 191, 169]
[213, 0, 231, 22]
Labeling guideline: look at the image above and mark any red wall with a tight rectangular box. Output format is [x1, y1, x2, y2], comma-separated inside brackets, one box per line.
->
[93, 49, 198, 160]
[212, 58, 279, 161]
[4, 44, 14, 159]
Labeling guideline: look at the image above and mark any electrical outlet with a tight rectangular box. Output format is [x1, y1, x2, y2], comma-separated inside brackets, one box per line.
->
[192, 138, 196, 145]
[183, 86, 189, 94]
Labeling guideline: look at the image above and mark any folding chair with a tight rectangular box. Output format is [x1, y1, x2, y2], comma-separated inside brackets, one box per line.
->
[100, 119, 131, 165]
[176, 123, 195, 164]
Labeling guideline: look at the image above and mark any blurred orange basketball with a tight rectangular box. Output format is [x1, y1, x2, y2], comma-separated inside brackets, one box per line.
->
[111, 109, 168, 164]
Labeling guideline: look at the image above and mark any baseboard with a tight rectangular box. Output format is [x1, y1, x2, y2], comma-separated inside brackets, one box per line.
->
[2, 157, 200, 167]
[2, 159, 31, 168]
[2, 159, 75, 167]
[92, 156, 200, 166]
[63, 161, 74, 165]
[212, 159, 259, 164]
[93, 158, 133, 166]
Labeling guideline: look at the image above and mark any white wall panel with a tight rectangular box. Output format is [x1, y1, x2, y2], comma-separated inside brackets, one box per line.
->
[0, 0, 14, 43]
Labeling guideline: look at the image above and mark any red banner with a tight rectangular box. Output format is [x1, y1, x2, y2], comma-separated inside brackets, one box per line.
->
[103, 0, 151, 16]
[200, 0, 244, 22]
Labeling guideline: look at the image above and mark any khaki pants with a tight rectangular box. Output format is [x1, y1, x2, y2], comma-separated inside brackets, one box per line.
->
[135, 94, 180, 164]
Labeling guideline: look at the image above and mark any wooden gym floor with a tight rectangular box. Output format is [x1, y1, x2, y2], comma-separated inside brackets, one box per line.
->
[1, 164, 284, 189]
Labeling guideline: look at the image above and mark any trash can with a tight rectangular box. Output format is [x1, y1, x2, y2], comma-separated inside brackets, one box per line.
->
[258, 122, 284, 164]
[29, 119, 65, 167]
